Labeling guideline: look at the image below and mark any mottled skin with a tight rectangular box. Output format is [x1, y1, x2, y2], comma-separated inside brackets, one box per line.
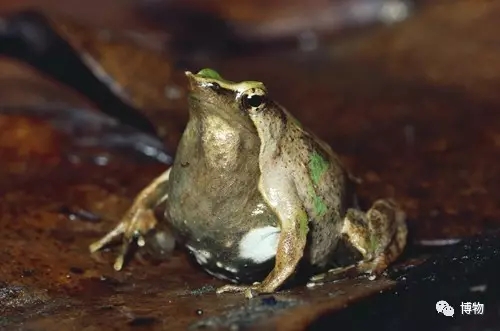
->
[89, 69, 407, 298]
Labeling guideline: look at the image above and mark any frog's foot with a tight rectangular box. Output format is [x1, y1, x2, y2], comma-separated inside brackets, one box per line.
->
[307, 265, 358, 287]
[308, 199, 407, 286]
[89, 168, 171, 270]
[89, 206, 158, 270]
[216, 282, 265, 299]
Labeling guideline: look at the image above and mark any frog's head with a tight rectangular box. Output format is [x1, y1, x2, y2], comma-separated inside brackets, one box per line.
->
[185, 69, 270, 127]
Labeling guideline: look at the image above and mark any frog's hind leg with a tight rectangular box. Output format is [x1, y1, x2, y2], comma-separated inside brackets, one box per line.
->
[308, 199, 407, 286]
[89, 168, 172, 271]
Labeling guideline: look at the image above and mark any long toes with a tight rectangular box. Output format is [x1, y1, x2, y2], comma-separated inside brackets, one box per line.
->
[89, 222, 127, 253]
[245, 288, 257, 299]
[216, 285, 264, 299]
[113, 255, 125, 271]
[113, 235, 135, 271]
[89, 236, 115, 254]
[89, 240, 106, 254]
[308, 264, 360, 285]
[216, 285, 247, 294]
[359, 255, 389, 275]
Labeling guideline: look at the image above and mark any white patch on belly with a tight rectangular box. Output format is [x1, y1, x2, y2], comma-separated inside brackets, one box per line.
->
[238, 226, 280, 263]
[186, 245, 211, 264]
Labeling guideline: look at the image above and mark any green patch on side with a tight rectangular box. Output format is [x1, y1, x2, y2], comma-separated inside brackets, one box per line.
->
[196, 68, 222, 80]
[308, 184, 327, 217]
[297, 209, 309, 238]
[313, 195, 327, 217]
[308, 151, 329, 185]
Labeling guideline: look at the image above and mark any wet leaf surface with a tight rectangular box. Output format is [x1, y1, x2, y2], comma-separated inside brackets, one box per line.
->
[0, 0, 499, 330]
[309, 231, 500, 331]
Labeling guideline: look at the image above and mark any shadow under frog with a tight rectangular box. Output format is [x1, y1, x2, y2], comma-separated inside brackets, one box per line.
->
[90, 68, 407, 298]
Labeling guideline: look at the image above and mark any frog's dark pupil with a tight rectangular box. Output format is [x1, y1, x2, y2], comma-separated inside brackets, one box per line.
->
[247, 95, 263, 108]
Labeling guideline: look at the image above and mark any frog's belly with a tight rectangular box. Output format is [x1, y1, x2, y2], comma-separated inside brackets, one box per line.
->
[165, 175, 282, 283]
[178, 227, 282, 284]
[184, 226, 281, 284]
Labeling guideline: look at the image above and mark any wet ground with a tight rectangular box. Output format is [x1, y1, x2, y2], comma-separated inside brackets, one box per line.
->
[0, 1, 499, 330]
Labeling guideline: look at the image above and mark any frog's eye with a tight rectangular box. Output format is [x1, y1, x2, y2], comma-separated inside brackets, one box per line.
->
[241, 90, 267, 111]
[247, 94, 264, 108]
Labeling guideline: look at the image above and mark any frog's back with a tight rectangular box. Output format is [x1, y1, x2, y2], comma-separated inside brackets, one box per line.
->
[165, 116, 280, 283]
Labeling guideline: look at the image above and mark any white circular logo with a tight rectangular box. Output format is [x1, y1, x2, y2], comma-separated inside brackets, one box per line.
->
[436, 300, 448, 313]
[436, 300, 454, 317]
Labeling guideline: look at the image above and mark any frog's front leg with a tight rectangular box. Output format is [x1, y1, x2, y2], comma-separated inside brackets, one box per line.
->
[217, 210, 308, 298]
[308, 199, 407, 286]
[217, 186, 309, 298]
[89, 168, 172, 270]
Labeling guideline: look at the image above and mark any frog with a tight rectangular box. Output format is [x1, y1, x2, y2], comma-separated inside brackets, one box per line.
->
[89, 68, 407, 298]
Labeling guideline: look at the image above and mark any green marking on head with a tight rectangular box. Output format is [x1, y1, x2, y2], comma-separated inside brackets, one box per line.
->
[196, 68, 223, 80]
[309, 151, 329, 185]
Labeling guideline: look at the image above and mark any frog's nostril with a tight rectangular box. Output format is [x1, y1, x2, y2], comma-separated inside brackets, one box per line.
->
[185, 71, 199, 90]
[185, 71, 196, 84]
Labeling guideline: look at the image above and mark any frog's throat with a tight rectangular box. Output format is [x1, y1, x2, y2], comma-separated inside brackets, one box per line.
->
[187, 95, 258, 134]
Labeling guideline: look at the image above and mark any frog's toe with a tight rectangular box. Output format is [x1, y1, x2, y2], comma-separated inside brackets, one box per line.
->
[244, 288, 259, 299]
[307, 264, 359, 287]
[90, 205, 159, 271]
[112, 233, 137, 271]
[216, 284, 248, 294]
[307, 258, 391, 287]
[354, 255, 389, 277]
[89, 221, 127, 253]
[113, 254, 125, 271]
[216, 282, 262, 298]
